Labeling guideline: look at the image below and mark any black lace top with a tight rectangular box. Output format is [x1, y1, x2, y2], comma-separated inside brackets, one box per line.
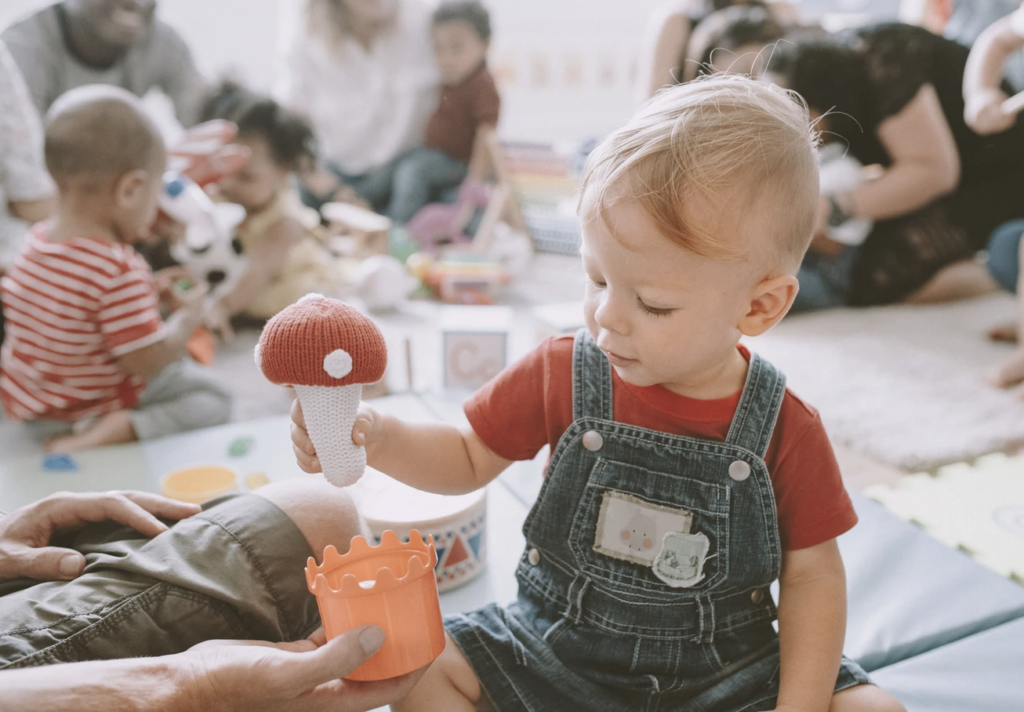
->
[822, 23, 1024, 179]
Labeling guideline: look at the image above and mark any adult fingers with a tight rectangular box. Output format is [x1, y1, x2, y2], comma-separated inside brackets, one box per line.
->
[0, 544, 85, 582]
[119, 491, 202, 522]
[47, 492, 172, 538]
[277, 625, 385, 694]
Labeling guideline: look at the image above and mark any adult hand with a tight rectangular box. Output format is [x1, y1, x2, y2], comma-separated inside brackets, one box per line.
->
[0, 491, 201, 582]
[170, 120, 252, 187]
[964, 88, 1016, 135]
[180, 625, 426, 712]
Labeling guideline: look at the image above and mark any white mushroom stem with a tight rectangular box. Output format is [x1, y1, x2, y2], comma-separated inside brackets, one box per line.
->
[294, 383, 365, 487]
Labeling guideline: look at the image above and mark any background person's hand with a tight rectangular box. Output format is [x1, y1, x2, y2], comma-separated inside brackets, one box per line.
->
[180, 625, 426, 712]
[964, 88, 1016, 135]
[0, 492, 201, 582]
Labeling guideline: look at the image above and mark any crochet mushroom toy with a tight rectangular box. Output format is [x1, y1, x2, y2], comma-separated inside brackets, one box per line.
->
[256, 294, 387, 487]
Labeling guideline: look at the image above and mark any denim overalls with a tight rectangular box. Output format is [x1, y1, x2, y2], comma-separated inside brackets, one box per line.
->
[445, 330, 869, 712]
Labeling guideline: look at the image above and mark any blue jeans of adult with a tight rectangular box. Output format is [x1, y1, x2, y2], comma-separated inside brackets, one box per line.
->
[384, 148, 467, 224]
[304, 150, 467, 224]
[791, 245, 859, 313]
[986, 219, 1023, 294]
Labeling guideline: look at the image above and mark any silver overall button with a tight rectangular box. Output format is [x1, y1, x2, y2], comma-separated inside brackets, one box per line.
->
[528, 548, 541, 566]
[750, 588, 765, 604]
[582, 430, 604, 452]
[728, 460, 751, 481]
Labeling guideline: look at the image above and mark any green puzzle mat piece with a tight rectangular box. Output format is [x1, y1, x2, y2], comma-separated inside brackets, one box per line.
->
[866, 453, 1024, 583]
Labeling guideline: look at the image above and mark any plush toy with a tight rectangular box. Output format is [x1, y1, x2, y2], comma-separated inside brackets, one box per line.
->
[818, 143, 873, 247]
[255, 294, 388, 487]
[161, 171, 247, 292]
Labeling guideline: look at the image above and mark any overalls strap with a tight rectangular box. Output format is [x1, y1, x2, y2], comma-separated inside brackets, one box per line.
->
[572, 329, 613, 421]
[724, 352, 787, 459]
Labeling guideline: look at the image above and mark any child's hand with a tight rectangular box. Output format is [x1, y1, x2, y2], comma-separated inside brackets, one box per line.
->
[290, 398, 321, 473]
[988, 348, 1024, 394]
[965, 88, 1016, 135]
[351, 401, 385, 455]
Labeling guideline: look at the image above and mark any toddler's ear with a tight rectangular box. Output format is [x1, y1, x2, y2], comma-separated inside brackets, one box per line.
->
[113, 168, 150, 208]
[738, 274, 799, 337]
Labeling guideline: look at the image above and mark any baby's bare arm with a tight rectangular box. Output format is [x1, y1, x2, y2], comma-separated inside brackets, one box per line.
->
[292, 400, 512, 495]
[775, 539, 847, 712]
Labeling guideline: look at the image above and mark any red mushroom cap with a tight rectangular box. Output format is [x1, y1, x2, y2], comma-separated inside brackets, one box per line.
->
[257, 294, 387, 387]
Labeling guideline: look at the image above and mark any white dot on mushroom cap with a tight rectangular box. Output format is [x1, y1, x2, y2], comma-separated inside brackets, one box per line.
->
[298, 293, 325, 304]
[323, 349, 353, 379]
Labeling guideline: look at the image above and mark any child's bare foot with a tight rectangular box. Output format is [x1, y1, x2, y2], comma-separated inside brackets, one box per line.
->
[987, 322, 1019, 344]
[988, 349, 1024, 393]
[44, 411, 137, 453]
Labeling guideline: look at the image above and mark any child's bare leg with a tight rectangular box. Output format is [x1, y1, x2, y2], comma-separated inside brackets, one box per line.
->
[829, 684, 906, 712]
[44, 410, 136, 453]
[392, 632, 481, 712]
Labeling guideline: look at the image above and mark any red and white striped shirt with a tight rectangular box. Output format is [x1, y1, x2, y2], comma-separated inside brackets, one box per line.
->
[1, 226, 163, 421]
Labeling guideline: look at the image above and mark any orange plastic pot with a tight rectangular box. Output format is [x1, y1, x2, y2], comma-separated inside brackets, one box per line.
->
[305, 530, 445, 681]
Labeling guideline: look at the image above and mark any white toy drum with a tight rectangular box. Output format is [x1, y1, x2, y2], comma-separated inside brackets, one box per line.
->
[350, 467, 487, 592]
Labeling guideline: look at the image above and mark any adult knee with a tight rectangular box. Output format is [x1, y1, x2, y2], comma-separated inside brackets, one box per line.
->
[255, 476, 367, 558]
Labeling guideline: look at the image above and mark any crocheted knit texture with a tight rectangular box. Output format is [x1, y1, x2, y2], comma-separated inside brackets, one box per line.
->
[258, 294, 387, 387]
[295, 383, 365, 486]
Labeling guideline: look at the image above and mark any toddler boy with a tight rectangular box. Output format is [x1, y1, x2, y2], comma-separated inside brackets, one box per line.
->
[385, 0, 501, 223]
[0, 85, 231, 452]
[293, 76, 905, 711]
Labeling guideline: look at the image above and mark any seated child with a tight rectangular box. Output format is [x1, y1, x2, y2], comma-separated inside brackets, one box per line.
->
[963, 4, 1024, 393]
[200, 83, 349, 330]
[292, 76, 905, 711]
[0, 85, 231, 453]
[384, 0, 501, 224]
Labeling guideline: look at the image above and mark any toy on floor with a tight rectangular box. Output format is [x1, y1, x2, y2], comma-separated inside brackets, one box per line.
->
[865, 452, 1024, 583]
[355, 255, 412, 313]
[352, 466, 488, 591]
[255, 294, 388, 487]
[818, 143, 873, 246]
[161, 465, 238, 504]
[305, 531, 445, 680]
[42, 453, 78, 472]
[405, 178, 490, 249]
[227, 435, 254, 457]
[406, 252, 510, 305]
[164, 175, 247, 293]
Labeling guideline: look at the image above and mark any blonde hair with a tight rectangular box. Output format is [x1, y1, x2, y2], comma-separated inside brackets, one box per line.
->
[580, 75, 820, 271]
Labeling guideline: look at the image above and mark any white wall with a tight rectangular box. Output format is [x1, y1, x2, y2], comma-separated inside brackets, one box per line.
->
[0, 0, 664, 143]
[0, 1, 899, 144]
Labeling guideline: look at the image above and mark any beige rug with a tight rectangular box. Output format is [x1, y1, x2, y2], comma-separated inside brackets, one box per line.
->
[747, 294, 1024, 471]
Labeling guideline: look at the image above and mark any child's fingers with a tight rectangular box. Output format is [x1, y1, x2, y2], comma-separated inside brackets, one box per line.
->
[351, 416, 371, 446]
[292, 443, 320, 473]
[290, 399, 307, 429]
[290, 422, 315, 455]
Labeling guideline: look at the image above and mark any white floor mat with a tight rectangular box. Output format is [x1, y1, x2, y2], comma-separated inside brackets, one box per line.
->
[747, 294, 1024, 471]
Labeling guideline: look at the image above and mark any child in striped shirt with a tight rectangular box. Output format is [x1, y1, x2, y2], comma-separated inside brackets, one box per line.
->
[0, 85, 231, 452]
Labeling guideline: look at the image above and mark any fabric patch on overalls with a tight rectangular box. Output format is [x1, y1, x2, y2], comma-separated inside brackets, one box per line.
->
[593, 490, 693, 566]
[652, 531, 710, 588]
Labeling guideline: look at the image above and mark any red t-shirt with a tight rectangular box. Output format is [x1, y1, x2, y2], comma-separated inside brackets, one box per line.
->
[466, 335, 857, 551]
[1, 226, 163, 422]
[424, 63, 501, 163]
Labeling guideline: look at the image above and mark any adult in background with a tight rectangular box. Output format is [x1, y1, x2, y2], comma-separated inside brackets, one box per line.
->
[1, 0, 205, 126]
[636, 0, 797, 102]
[766, 23, 1024, 309]
[0, 39, 55, 347]
[277, 0, 439, 213]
